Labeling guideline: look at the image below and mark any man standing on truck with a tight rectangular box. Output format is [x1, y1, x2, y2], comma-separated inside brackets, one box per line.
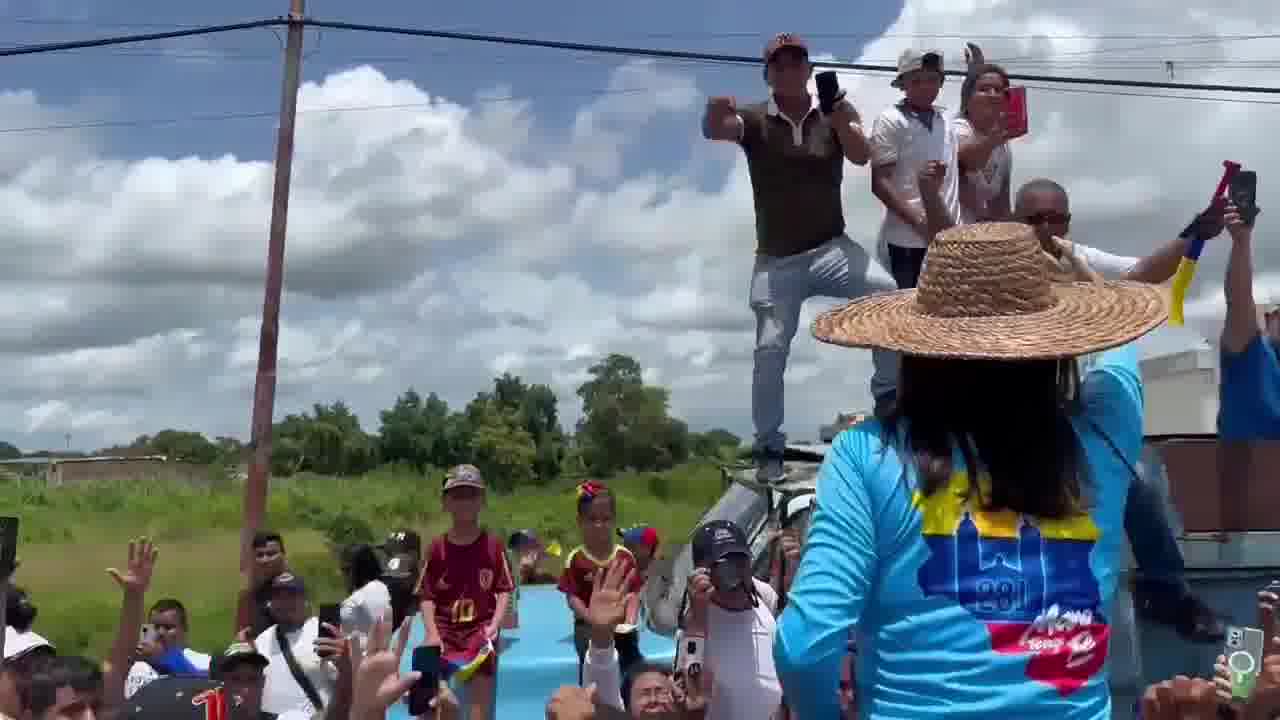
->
[702, 32, 899, 485]
[1216, 203, 1280, 438]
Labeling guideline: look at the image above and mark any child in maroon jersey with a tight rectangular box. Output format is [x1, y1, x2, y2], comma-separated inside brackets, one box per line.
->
[558, 481, 645, 683]
[417, 464, 514, 720]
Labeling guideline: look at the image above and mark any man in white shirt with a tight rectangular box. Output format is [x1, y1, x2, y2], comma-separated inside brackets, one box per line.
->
[253, 573, 337, 717]
[677, 521, 781, 720]
[870, 48, 961, 291]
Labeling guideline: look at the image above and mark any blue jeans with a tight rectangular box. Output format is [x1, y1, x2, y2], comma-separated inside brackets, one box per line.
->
[751, 235, 899, 455]
[1127, 447, 1187, 591]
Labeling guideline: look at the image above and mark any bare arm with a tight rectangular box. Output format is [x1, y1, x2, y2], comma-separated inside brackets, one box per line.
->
[830, 99, 869, 166]
[702, 97, 744, 142]
[419, 599, 440, 646]
[918, 163, 956, 240]
[957, 131, 1005, 175]
[1222, 220, 1261, 354]
[1123, 235, 1190, 284]
[567, 595, 590, 624]
[103, 540, 157, 712]
[489, 592, 511, 634]
[873, 163, 926, 235]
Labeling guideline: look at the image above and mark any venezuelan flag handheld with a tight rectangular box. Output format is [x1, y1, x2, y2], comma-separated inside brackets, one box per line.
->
[1170, 161, 1241, 326]
[443, 639, 494, 683]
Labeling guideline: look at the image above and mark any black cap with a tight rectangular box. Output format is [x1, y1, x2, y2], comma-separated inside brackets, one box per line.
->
[383, 529, 422, 556]
[269, 572, 305, 594]
[691, 520, 750, 568]
[120, 677, 229, 720]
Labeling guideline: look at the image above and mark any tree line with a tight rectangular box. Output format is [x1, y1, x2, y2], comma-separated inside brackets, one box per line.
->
[3, 353, 742, 492]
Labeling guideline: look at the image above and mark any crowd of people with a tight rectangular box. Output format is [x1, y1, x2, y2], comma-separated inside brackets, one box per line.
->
[4, 29, 1280, 720]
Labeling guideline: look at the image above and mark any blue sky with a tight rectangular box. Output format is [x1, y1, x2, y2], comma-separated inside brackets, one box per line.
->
[9, 0, 902, 162]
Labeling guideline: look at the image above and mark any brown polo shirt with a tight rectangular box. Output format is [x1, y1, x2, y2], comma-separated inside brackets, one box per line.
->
[740, 99, 846, 258]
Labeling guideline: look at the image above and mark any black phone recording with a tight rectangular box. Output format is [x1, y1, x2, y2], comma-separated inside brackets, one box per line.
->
[1229, 171, 1259, 227]
[0, 517, 17, 577]
[816, 71, 841, 115]
[407, 645, 441, 716]
[318, 604, 341, 639]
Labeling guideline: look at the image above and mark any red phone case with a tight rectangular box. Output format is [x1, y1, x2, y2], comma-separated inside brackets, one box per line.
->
[1005, 86, 1028, 139]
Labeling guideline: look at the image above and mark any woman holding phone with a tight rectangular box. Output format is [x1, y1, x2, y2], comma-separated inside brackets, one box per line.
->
[954, 44, 1015, 224]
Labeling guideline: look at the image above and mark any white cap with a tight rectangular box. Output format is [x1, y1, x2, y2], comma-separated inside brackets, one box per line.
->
[4, 625, 53, 661]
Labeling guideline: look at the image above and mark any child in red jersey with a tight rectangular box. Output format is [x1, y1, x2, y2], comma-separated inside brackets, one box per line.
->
[417, 464, 514, 720]
[558, 481, 645, 683]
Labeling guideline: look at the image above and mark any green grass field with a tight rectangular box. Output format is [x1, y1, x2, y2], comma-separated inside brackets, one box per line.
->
[3, 462, 724, 658]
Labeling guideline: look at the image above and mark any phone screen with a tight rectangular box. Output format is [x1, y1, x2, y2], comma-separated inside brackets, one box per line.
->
[407, 646, 441, 716]
[1004, 86, 1029, 139]
[318, 604, 341, 638]
[0, 516, 17, 576]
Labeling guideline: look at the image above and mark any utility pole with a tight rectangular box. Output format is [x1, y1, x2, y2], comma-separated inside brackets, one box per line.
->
[242, 0, 306, 571]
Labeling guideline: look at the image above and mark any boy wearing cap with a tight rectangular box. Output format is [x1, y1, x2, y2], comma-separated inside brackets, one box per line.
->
[418, 464, 514, 720]
[702, 32, 899, 485]
[680, 520, 781, 720]
[870, 48, 962, 292]
[209, 643, 310, 720]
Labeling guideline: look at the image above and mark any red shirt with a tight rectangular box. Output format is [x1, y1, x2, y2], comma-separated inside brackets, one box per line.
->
[557, 544, 644, 611]
[418, 531, 514, 642]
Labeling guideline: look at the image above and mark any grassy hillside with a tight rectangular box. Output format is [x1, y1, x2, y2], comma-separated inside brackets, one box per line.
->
[3, 462, 724, 657]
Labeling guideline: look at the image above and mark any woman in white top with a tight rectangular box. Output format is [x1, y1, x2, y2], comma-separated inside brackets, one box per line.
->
[954, 49, 1014, 224]
[338, 543, 391, 651]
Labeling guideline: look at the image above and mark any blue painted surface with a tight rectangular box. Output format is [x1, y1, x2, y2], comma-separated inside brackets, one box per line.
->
[388, 585, 676, 720]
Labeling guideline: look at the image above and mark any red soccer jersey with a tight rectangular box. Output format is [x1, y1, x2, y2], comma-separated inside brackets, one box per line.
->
[557, 544, 644, 610]
[418, 531, 514, 647]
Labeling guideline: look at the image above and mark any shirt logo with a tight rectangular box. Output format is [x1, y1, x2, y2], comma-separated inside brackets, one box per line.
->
[915, 471, 1108, 696]
[479, 568, 494, 591]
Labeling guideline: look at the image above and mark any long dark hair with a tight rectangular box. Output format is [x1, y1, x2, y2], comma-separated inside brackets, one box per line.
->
[883, 355, 1089, 519]
[342, 543, 384, 594]
[960, 62, 1010, 119]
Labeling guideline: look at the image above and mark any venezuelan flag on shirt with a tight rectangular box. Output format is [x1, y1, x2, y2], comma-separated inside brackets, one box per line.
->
[913, 471, 1109, 697]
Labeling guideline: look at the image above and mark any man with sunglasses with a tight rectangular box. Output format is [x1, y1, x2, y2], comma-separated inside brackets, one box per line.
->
[918, 173, 1231, 643]
[702, 33, 899, 485]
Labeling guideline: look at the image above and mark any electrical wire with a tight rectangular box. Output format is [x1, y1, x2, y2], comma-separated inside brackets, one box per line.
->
[0, 19, 285, 57]
[300, 18, 1280, 95]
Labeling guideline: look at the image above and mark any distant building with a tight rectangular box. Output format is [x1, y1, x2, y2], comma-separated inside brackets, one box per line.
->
[0, 454, 209, 487]
[1140, 347, 1217, 435]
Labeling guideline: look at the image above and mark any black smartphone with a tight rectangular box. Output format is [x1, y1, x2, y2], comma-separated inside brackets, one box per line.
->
[816, 71, 841, 115]
[318, 603, 341, 639]
[1230, 170, 1259, 227]
[0, 516, 17, 577]
[407, 645, 441, 716]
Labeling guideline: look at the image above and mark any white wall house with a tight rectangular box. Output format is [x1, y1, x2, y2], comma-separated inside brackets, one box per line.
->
[1140, 347, 1218, 435]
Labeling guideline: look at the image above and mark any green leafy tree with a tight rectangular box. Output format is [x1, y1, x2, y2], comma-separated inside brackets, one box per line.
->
[576, 353, 690, 475]
[0, 441, 20, 460]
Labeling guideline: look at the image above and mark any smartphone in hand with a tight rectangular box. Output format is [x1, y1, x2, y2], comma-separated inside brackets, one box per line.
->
[318, 603, 341, 639]
[1229, 170, 1259, 227]
[407, 645, 441, 717]
[1004, 86, 1029, 139]
[816, 71, 841, 115]
[1224, 625, 1266, 701]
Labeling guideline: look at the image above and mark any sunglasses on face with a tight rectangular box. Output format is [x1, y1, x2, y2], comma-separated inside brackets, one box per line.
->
[1021, 211, 1071, 226]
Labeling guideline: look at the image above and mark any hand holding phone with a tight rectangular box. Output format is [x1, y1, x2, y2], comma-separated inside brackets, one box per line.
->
[318, 603, 341, 639]
[816, 71, 843, 115]
[407, 645, 441, 717]
[1229, 170, 1260, 227]
[1223, 625, 1266, 701]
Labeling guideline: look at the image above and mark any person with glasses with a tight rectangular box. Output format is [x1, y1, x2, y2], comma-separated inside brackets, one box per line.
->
[917, 171, 1231, 644]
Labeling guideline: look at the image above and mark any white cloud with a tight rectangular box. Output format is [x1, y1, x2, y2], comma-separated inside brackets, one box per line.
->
[3, 0, 1280, 451]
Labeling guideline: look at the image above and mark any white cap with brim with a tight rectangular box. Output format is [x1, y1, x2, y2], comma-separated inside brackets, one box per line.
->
[4, 626, 54, 661]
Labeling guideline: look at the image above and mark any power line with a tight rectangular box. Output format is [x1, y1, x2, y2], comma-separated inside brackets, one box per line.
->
[0, 18, 284, 57]
[301, 18, 1280, 95]
[1, 15, 1278, 96]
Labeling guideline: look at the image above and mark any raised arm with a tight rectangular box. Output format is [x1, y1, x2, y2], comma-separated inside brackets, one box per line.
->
[829, 96, 870, 166]
[1221, 203, 1261, 354]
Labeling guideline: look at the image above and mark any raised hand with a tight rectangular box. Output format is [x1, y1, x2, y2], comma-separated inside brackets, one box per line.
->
[351, 612, 418, 720]
[706, 96, 737, 121]
[587, 558, 636, 636]
[106, 538, 158, 595]
[545, 684, 598, 720]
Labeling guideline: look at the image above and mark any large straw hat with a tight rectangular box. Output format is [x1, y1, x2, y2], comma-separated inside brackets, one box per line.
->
[812, 222, 1168, 359]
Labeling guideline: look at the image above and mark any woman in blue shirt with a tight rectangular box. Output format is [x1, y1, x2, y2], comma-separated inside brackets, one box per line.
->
[774, 221, 1168, 719]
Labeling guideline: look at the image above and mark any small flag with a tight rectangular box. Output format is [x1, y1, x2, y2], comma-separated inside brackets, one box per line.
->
[546, 541, 563, 557]
[443, 640, 494, 683]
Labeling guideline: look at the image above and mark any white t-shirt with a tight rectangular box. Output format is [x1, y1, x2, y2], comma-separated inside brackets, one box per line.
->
[701, 579, 783, 720]
[254, 618, 338, 717]
[870, 103, 961, 250]
[952, 117, 1012, 225]
[340, 579, 392, 652]
[1072, 242, 1140, 279]
[123, 648, 213, 699]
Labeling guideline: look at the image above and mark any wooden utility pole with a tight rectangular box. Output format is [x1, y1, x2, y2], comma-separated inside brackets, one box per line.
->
[242, 0, 306, 570]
